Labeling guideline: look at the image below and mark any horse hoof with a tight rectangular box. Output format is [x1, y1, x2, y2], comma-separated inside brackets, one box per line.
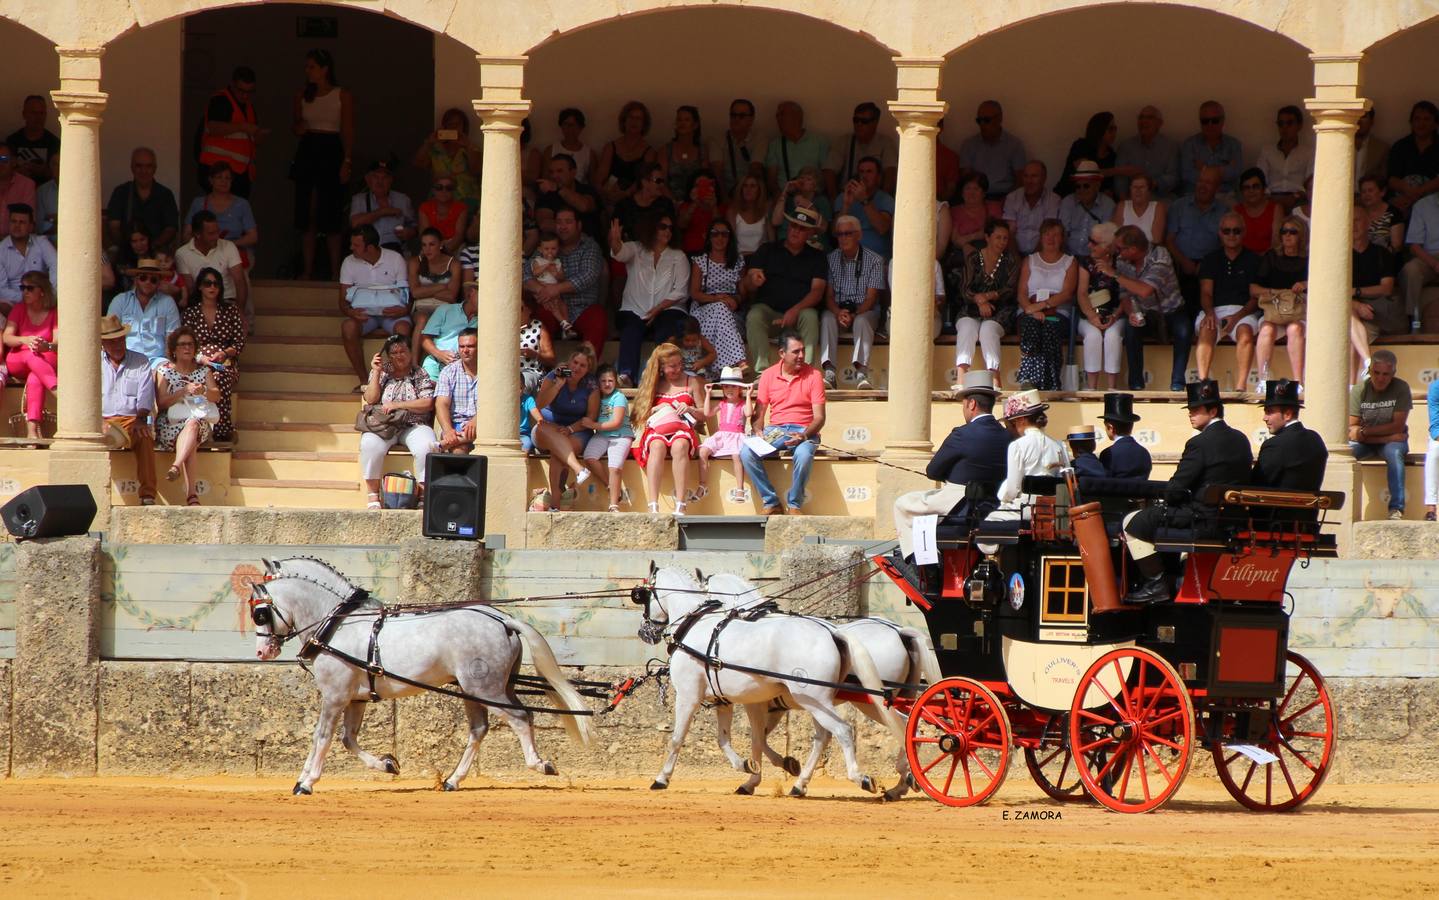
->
[379, 754, 400, 775]
[782, 756, 802, 777]
[540, 762, 558, 776]
[292, 783, 311, 796]
[735, 784, 755, 796]
[882, 786, 905, 803]
[788, 786, 806, 798]
[743, 760, 759, 775]
[860, 775, 877, 794]
[441, 781, 458, 792]
[650, 780, 668, 791]
[906, 773, 917, 791]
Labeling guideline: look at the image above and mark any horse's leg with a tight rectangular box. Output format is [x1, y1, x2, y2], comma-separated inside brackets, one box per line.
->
[295, 695, 347, 795]
[796, 695, 875, 795]
[340, 702, 397, 774]
[761, 706, 797, 773]
[734, 703, 768, 795]
[652, 685, 703, 790]
[853, 704, 912, 801]
[714, 704, 750, 773]
[789, 717, 833, 797]
[441, 701, 490, 791]
[495, 703, 557, 776]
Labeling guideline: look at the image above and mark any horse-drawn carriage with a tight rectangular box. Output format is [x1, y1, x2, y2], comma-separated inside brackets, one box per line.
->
[872, 472, 1343, 813]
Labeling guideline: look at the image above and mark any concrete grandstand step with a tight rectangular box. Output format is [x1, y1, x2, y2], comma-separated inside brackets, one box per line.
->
[233, 391, 363, 425]
[250, 280, 341, 312]
[227, 477, 369, 509]
[252, 310, 344, 338]
[231, 448, 419, 481]
[242, 334, 391, 367]
[242, 364, 361, 393]
[230, 422, 362, 452]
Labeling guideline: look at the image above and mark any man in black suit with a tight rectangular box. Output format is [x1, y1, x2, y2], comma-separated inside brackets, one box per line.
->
[1099, 392, 1152, 479]
[1122, 379, 1253, 603]
[893, 371, 1011, 581]
[1067, 424, 1107, 477]
[1253, 379, 1327, 491]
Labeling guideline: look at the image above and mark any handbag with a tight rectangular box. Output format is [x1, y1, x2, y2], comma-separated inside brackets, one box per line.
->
[1258, 288, 1306, 325]
[355, 404, 409, 440]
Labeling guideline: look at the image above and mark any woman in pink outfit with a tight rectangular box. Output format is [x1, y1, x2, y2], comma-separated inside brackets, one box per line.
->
[1, 272, 58, 443]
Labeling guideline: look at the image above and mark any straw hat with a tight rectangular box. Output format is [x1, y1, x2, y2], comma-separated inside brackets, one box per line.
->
[99, 314, 131, 340]
[716, 366, 750, 388]
[1002, 389, 1049, 421]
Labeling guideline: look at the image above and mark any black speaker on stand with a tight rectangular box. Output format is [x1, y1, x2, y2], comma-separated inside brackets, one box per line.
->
[424, 454, 487, 539]
[1, 485, 98, 539]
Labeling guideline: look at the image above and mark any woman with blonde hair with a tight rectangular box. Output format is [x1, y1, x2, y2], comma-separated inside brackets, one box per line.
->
[631, 342, 703, 515]
[728, 173, 771, 258]
[0, 271, 58, 443]
[1253, 215, 1310, 385]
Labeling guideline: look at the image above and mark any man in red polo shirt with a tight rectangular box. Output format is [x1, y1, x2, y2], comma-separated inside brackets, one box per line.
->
[740, 330, 827, 515]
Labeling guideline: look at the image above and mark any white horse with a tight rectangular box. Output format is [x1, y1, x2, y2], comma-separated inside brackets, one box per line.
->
[640, 566, 903, 796]
[704, 571, 942, 800]
[254, 556, 594, 794]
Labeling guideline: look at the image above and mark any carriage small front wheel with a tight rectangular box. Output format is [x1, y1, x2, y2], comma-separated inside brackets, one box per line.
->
[1068, 647, 1195, 814]
[1024, 713, 1090, 803]
[905, 677, 1012, 807]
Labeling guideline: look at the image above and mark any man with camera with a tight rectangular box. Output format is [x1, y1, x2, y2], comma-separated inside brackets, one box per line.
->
[824, 102, 897, 197]
[833, 156, 894, 259]
[339, 224, 410, 390]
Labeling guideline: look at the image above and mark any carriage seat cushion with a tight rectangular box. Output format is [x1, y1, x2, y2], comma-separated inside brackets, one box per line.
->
[1077, 476, 1173, 501]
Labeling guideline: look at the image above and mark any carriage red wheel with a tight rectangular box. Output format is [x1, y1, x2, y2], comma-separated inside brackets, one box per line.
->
[1069, 647, 1194, 814]
[1211, 651, 1336, 812]
[1024, 713, 1089, 803]
[905, 677, 1011, 807]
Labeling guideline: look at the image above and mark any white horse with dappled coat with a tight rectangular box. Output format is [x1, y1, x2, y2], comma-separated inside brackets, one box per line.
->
[641, 566, 904, 796]
[252, 556, 594, 794]
[704, 571, 942, 800]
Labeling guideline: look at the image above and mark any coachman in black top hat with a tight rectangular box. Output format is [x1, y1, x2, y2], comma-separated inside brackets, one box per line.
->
[1252, 379, 1327, 493]
[1120, 379, 1253, 604]
[1098, 392, 1151, 479]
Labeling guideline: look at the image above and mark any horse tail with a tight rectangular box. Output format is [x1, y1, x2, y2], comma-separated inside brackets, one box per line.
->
[507, 618, 596, 748]
[898, 626, 943, 691]
[832, 631, 904, 740]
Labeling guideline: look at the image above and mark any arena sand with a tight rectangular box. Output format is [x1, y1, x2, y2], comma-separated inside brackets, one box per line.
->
[0, 776, 1435, 897]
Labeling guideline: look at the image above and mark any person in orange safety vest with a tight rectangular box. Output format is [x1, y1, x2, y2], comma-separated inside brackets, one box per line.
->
[197, 66, 266, 198]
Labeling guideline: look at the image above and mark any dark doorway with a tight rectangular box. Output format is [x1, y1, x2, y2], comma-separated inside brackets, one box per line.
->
[181, 4, 434, 278]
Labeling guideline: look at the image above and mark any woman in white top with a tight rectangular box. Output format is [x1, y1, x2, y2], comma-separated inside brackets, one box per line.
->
[609, 213, 692, 386]
[1110, 172, 1166, 246]
[1015, 218, 1077, 391]
[291, 48, 354, 281]
[541, 107, 595, 183]
[727, 173, 772, 257]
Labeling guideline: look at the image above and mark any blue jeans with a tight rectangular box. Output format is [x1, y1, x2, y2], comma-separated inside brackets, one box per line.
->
[739, 424, 818, 510]
[1124, 308, 1194, 391]
[1351, 440, 1408, 511]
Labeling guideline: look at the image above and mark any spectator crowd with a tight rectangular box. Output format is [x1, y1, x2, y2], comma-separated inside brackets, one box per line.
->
[5, 53, 1439, 518]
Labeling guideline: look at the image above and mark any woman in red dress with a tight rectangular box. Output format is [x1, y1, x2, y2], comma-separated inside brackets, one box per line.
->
[630, 342, 703, 515]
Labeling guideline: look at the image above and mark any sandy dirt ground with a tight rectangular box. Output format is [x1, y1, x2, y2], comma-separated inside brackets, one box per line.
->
[0, 775, 1436, 898]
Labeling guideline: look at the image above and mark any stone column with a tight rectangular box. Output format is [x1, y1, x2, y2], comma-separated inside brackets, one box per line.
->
[471, 57, 531, 548]
[48, 48, 114, 524]
[876, 60, 946, 537]
[1307, 55, 1368, 548]
[11, 536, 102, 776]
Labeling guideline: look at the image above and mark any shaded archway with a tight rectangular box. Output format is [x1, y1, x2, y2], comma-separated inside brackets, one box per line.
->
[940, 4, 1312, 191]
[1361, 19, 1439, 157]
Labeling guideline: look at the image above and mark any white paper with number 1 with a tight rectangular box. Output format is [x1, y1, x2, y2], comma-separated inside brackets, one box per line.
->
[913, 514, 940, 565]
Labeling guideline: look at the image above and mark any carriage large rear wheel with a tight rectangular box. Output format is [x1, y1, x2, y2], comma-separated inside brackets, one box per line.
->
[1024, 713, 1089, 803]
[905, 677, 1012, 807]
[1069, 647, 1194, 814]
[1211, 651, 1336, 812]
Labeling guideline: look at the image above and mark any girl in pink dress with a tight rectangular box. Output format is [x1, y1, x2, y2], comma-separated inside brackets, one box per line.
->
[693, 366, 753, 504]
[1, 273, 59, 443]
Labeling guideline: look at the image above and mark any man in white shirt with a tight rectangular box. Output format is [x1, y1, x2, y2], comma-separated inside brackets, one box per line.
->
[1002, 161, 1060, 256]
[339, 224, 410, 387]
[0, 203, 56, 310]
[100, 313, 159, 505]
[1255, 105, 1314, 212]
[173, 210, 248, 314]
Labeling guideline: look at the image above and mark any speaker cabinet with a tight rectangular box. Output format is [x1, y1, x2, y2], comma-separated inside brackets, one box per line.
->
[1, 484, 98, 539]
[424, 454, 486, 540]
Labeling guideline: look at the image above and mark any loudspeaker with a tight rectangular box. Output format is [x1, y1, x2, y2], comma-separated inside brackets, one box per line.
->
[424, 454, 486, 540]
[1, 484, 98, 539]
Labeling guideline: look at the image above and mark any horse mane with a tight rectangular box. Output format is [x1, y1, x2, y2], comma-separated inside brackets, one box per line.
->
[265, 556, 382, 608]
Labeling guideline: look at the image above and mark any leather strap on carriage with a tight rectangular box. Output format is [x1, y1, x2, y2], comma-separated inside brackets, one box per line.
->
[365, 608, 388, 703]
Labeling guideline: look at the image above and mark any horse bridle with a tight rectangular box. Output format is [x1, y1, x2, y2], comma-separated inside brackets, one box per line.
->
[632, 562, 711, 646]
[249, 582, 300, 646]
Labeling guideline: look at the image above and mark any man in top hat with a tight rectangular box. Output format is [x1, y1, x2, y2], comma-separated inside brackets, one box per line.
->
[1099, 391, 1152, 479]
[1066, 424, 1107, 477]
[1252, 379, 1327, 492]
[1122, 378, 1253, 604]
[742, 205, 828, 367]
[100, 314, 159, 505]
[108, 257, 181, 367]
[892, 371, 1011, 584]
[982, 389, 1070, 541]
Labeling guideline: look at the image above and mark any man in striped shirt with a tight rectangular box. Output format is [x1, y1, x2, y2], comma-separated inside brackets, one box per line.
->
[819, 215, 885, 389]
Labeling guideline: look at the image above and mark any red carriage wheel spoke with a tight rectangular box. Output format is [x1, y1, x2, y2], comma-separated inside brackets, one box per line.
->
[905, 678, 1012, 808]
[911, 736, 940, 744]
[920, 751, 950, 775]
[1140, 738, 1176, 783]
[943, 754, 960, 796]
[1276, 752, 1300, 798]
[1280, 697, 1323, 726]
[1033, 745, 1065, 769]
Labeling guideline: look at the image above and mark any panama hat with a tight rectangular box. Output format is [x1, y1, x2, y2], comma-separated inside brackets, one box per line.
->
[99, 314, 131, 340]
[716, 366, 750, 388]
[784, 205, 823, 229]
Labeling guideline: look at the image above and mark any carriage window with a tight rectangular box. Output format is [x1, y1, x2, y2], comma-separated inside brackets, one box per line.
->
[1041, 557, 1087, 624]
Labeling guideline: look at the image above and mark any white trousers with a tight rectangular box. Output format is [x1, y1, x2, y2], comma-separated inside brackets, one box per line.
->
[360, 424, 438, 481]
[893, 482, 968, 558]
[820, 308, 883, 369]
[955, 317, 1004, 370]
[1078, 318, 1126, 375]
[1426, 438, 1439, 505]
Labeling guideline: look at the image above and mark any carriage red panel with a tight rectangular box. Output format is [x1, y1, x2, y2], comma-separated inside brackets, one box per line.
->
[1215, 627, 1281, 685]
